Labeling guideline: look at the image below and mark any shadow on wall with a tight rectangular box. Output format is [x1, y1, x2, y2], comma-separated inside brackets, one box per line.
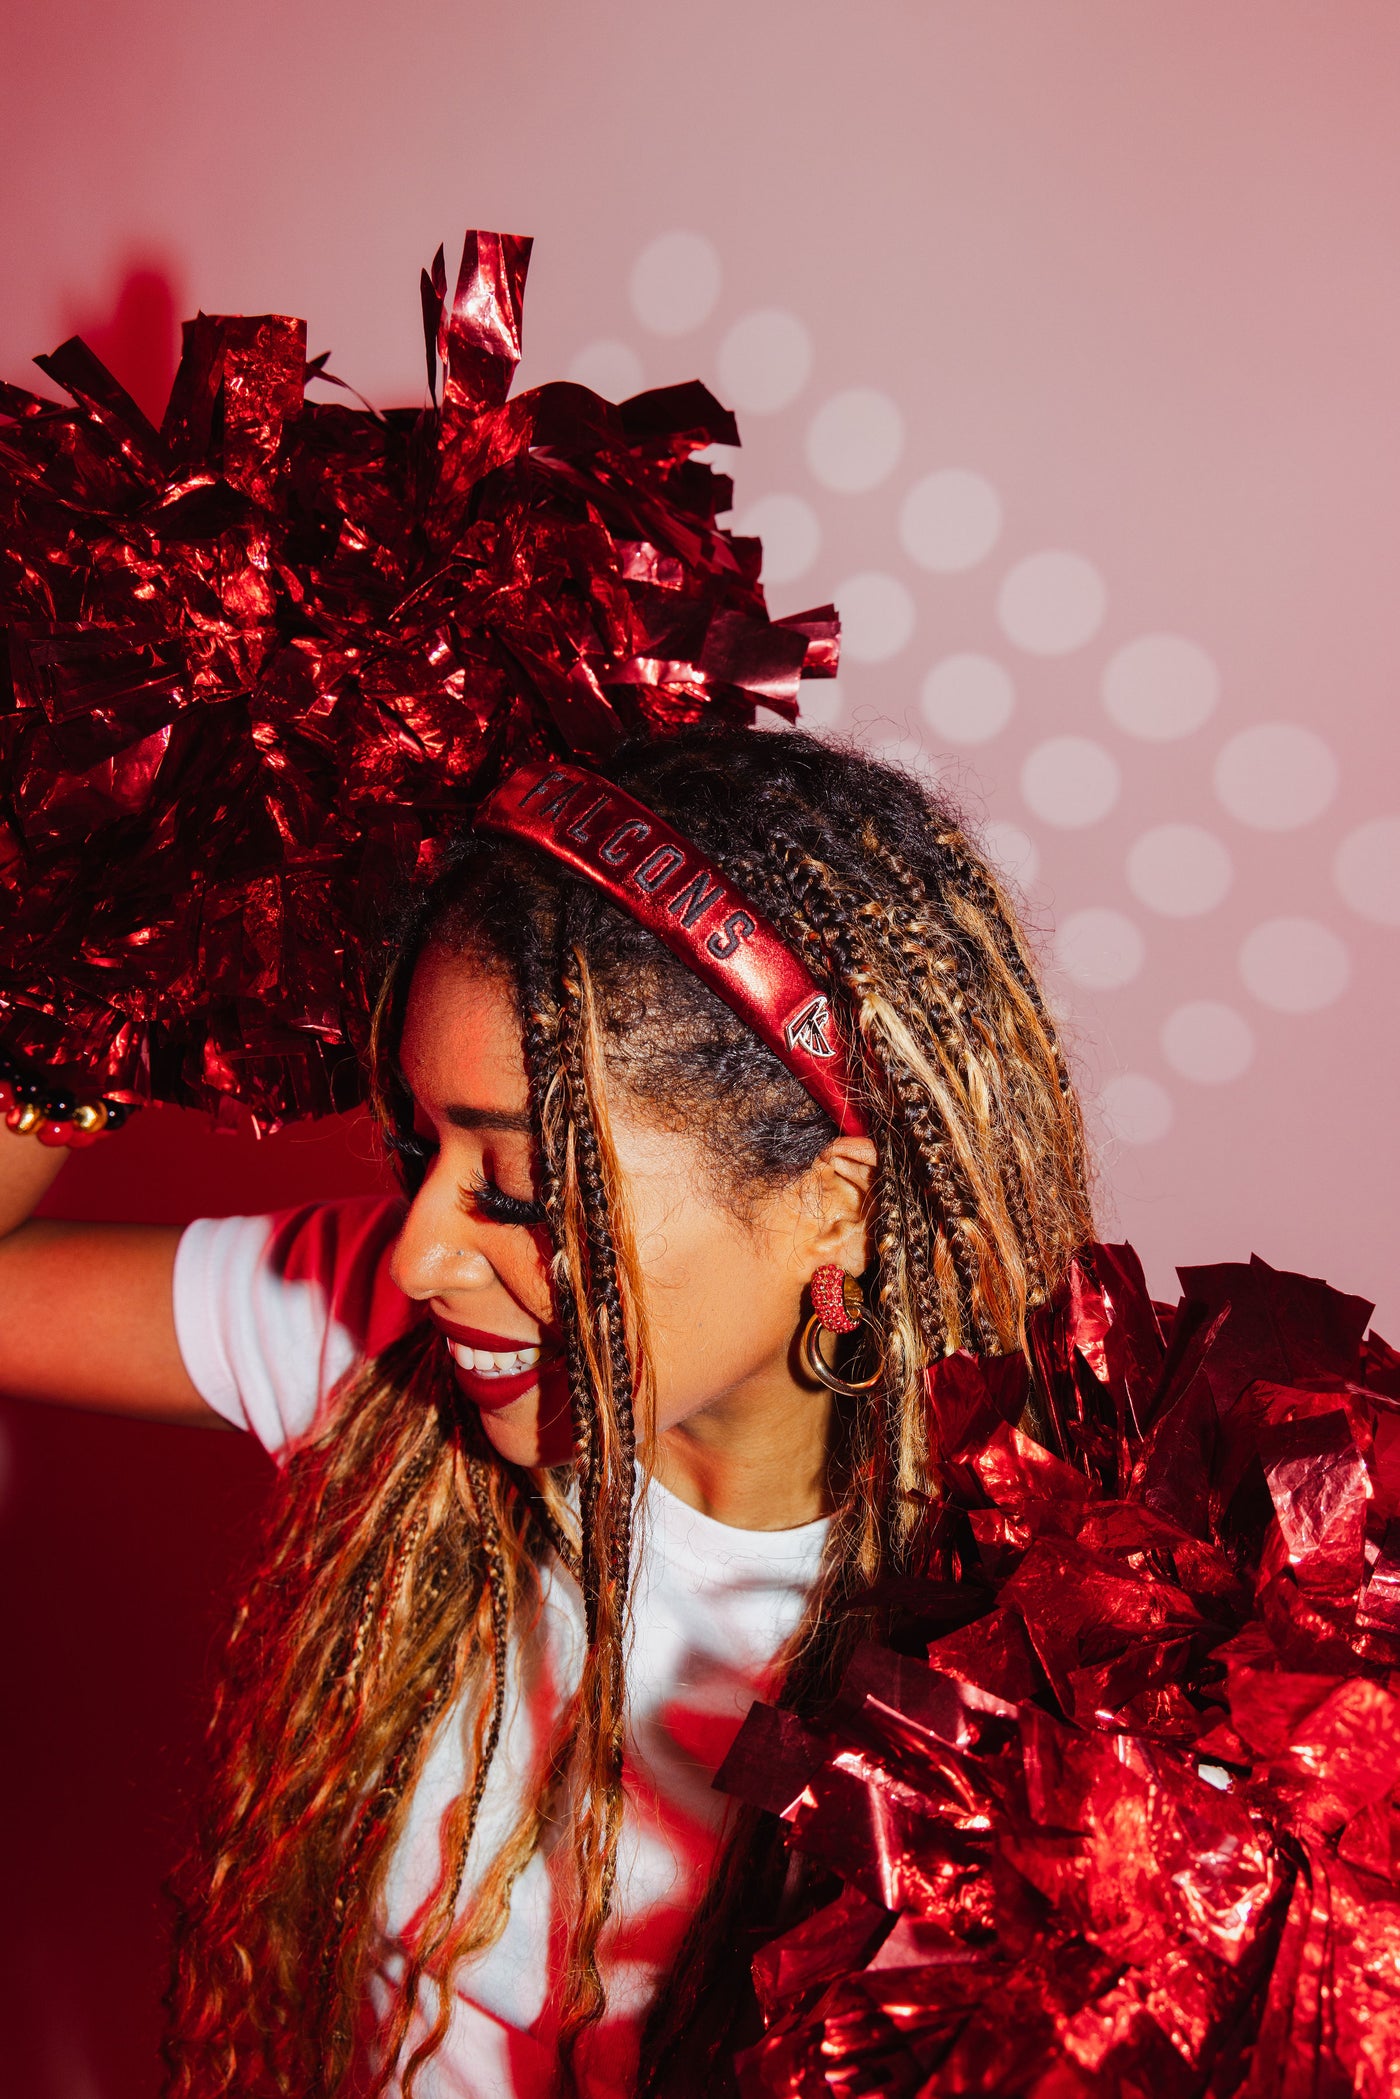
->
[60, 259, 182, 423]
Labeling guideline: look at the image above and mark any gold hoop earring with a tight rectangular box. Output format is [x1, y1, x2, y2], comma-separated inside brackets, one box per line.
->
[800, 1264, 884, 1397]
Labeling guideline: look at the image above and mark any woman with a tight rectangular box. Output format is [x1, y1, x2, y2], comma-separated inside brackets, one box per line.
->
[8, 233, 1397, 2099]
[0, 722, 1093, 2096]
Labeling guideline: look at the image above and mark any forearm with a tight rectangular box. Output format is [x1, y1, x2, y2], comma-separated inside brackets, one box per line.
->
[0, 1121, 220, 1423]
[0, 1123, 69, 1239]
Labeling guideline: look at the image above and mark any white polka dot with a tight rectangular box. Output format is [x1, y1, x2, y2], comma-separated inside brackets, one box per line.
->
[1213, 723, 1339, 831]
[1100, 1074, 1174, 1146]
[693, 441, 741, 472]
[1239, 917, 1350, 1014]
[979, 820, 1040, 887]
[1101, 634, 1220, 741]
[1055, 908, 1145, 990]
[567, 339, 644, 399]
[805, 388, 905, 494]
[716, 308, 813, 415]
[873, 735, 940, 782]
[629, 232, 722, 337]
[1161, 1001, 1255, 1083]
[1125, 824, 1234, 918]
[835, 572, 916, 663]
[734, 493, 821, 585]
[919, 654, 1015, 746]
[997, 552, 1107, 656]
[898, 470, 1003, 573]
[1334, 816, 1400, 925]
[796, 678, 846, 732]
[1020, 737, 1121, 829]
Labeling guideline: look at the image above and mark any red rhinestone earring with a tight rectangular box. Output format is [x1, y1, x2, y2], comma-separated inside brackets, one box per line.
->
[802, 1264, 883, 1396]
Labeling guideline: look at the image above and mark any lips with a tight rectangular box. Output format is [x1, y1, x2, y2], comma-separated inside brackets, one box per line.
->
[430, 1313, 555, 1411]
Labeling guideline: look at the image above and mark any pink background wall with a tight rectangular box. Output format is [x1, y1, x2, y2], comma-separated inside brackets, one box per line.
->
[2, 4, 1398, 2090]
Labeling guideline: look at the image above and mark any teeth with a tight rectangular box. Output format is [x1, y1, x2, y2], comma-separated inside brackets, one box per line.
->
[446, 1339, 541, 1378]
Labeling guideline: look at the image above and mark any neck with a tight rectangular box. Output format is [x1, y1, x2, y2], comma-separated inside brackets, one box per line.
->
[652, 1379, 834, 1531]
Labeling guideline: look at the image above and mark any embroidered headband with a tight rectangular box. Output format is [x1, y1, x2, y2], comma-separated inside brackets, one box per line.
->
[475, 760, 869, 1137]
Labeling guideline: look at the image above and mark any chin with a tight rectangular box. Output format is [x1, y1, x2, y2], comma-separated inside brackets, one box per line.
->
[478, 1390, 576, 1470]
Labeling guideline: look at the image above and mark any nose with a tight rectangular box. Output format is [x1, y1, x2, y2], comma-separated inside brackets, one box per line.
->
[390, 1160, 497, 1303]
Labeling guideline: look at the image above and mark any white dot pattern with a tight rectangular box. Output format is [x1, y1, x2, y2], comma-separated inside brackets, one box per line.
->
[899, 470, 1002, 573]
[734, 493, 821, 585]
[997, 551, 1107, 656]
[567, 339, 644, 398]
[834, 572, 916, 664]
[629, 232, 722, 337]
[1021, 737, 1121, 829]
[805, 388, 905, 494]
[1100, 1074, 1174, 1146]
[1161, 1002, 1255, 1084]
[979, 820, 1040, 887]
[1214, 724, 1339, 831]
[1238, 917, 1351, 1014]
[1126, 824, 1234, 918]
[1102, 635, 1220, 741]
[1334, 817, 1400, 925]
[716, 309, 813, 415]
[623, 227, 1387, 1181]
[920, 654, 1015, 745]
[796, 679, 846, 731]
[1056, 908, 1146, 990]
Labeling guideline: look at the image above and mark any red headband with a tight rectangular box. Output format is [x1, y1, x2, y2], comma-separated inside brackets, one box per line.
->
[475, 760, 869, 1137]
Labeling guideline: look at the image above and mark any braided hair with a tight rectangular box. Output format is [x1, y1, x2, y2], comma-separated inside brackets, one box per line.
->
[163, 727, 1093, 2096]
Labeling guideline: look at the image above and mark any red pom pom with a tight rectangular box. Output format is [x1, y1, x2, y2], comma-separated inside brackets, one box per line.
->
[0, 233, 840, 1130]
[722, 1244, 1400, 2098]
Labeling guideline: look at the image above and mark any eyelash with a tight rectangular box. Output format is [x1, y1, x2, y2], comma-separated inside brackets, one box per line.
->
[384, 1115, 545, 1228]
[469, 1172, 548, 1229]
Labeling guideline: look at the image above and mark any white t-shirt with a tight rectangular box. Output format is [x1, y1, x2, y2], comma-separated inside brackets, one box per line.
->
[173, 1199, 827, 2098]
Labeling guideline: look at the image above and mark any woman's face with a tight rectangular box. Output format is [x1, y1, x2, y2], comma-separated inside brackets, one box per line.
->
[390, 942, 872, 1472]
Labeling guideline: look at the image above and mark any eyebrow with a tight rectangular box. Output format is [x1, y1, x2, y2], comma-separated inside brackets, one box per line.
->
[442, 1103, 534, 1135]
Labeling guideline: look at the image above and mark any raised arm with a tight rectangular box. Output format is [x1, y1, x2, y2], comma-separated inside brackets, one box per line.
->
[0, 1124, 223, 1425]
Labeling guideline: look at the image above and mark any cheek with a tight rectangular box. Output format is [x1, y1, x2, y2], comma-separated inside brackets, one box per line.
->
[509, 1231, 559, 1325]
[638, 1196, 803, 1415]
[469, 1218, 557, 1327]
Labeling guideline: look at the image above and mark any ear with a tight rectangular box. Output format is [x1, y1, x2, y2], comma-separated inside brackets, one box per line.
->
[801, 1135, 879, 1277]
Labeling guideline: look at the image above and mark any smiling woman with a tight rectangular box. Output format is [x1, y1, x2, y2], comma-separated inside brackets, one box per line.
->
[0, 722, 1096, 2099]
[18, 210, 1395, 2092]
[391, 936, 875, 1506]
[168, 724, 1089, 2098]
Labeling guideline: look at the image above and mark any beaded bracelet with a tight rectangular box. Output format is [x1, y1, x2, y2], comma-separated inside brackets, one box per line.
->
[0, 1052, 133, 1150]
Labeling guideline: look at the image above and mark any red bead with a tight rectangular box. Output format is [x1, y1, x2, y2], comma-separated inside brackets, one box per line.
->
[811, 1264, 860, 1334]
[0, 1080, 13, 1116]
[36, 1119, 76, 1147]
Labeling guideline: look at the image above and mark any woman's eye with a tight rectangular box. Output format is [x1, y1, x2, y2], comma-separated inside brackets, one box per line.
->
[469, 1172, 548, 1229]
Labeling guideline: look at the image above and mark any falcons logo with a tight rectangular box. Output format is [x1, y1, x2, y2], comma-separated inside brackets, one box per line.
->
[784, 994, 836, 1060]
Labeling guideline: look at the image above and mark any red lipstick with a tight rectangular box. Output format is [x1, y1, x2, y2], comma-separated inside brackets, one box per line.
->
[429, 1311, 555, 1411]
